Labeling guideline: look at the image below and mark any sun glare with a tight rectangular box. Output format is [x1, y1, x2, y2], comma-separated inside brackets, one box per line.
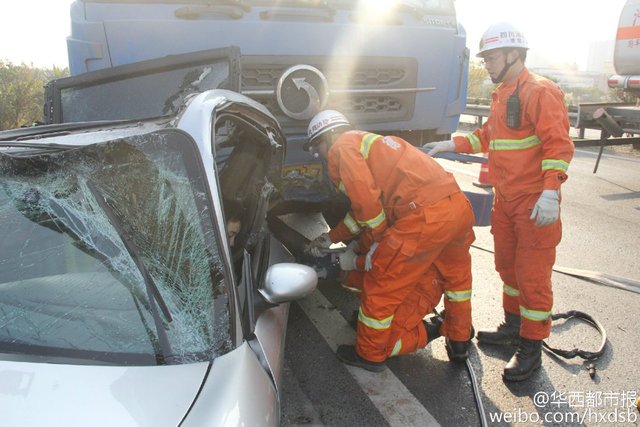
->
[356, 0, 397, 22]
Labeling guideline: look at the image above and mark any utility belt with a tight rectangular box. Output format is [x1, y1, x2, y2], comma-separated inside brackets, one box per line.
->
[391, 193, 455, 220]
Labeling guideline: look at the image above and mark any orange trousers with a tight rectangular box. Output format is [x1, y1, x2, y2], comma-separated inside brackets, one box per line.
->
[491, 192, 561, 340]
[355, 192, 475, 362]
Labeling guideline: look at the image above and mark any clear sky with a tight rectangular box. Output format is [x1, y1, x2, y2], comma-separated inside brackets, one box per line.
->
[0, 0, 629, 70]
[456, 0, 628, 70]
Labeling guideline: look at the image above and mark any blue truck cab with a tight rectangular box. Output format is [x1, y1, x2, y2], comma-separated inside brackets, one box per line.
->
[65, 0, 468, 143]
[52, 0, 471, 217]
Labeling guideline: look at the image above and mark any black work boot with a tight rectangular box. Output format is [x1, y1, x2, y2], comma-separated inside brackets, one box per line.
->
[503, 338, 542, 382]
[445, 326, 475, 363]
[336, 345, 386, 373]
[423, 311, 444, 344]
[476, 311, 521, 346]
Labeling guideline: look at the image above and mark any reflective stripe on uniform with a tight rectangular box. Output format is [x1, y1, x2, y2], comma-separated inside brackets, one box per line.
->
[541, 158, 569, 173]
[357, 209, 386, 230]
[519, 305, 552, 322]
[445, 289, 472, 302]
[466, 133, 482, 153]
[343, 213, 361, 234]
[360, 133, 379, 159]
[503, 283, 520, 297]
[338, 181, 348, 195]
[390, 339, 402, 356]
[490, 135, 541, 151]
[358, 307, 393, 330]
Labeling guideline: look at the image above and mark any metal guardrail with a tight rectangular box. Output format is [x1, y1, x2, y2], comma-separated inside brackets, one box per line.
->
[464, 104, 578, 127]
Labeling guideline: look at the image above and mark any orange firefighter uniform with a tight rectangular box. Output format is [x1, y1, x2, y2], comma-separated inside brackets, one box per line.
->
[325, 130, 475, 362]
[453, 68, 574, 340]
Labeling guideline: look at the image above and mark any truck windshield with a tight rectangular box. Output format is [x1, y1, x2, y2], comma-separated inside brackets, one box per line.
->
[329, 0, 454, 14]
[0, 130, 231, 365]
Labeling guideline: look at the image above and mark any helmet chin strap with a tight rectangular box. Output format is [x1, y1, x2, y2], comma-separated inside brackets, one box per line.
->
[492, 56, 518, 84]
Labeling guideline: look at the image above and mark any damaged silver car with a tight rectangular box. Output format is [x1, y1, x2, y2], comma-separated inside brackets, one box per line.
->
[0, 48, 317, 426]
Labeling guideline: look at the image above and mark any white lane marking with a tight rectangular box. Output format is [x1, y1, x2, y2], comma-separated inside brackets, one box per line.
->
[297, 289, 441, 427]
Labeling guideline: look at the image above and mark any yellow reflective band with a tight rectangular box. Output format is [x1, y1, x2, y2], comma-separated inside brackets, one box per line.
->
[541, 159, 569, 173]
[360, 133, 379, 159]
[519, 305, 552, 322]
[490, 135, 541, 151]
[466, 133, 482, 153]
[358, 307, 393, 330]
[338, 181, 348, 195]
[445, 289, 472, 302]
[341, 283, 363, 293]
[343, 213, 361, 234]
[357, 209, 386, 229]
[503, 283, 520, 297]
[390, 339, 402, 357]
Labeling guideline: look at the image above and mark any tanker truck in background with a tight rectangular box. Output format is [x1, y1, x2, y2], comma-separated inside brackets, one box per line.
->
[608, 0, 640, 98]
[574, 0, 640, 167]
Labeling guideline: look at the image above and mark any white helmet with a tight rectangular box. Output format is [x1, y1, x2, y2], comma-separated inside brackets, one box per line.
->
[305, 110, 351, 149]
[477, 22, 528, 57]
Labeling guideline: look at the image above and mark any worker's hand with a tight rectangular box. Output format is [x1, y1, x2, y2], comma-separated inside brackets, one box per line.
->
[305, 232, 332, 257]
[364, 242, 379, 271]
[530, 190, 560, 227]
[338, 249, 358, 271]
[345, 239, 360, 253]
[423, 140, 455, 157]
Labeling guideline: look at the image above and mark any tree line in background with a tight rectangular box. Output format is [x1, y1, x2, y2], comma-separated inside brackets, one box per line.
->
[0, 60, 69, 131]
[0, 60, 633, 131]
[465, 61, 629, 107]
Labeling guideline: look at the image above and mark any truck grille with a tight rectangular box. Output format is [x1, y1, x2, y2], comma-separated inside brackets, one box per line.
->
[241, 55, 417, 127]
[242, 65, 407, 89]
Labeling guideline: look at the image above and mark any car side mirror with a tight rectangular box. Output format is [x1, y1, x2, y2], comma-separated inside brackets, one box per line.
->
[259, 263, 317, 304]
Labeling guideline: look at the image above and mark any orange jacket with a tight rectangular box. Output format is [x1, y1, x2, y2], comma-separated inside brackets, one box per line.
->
[327, 131, 460, 243]
[453, 68, 574, 200]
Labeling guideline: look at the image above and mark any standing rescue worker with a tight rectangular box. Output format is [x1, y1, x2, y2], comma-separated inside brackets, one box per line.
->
[425, 22, 575, 381]
[305, 110, 476, 372]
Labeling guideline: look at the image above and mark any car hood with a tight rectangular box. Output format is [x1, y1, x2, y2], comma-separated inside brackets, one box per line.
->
[0, 359, 209, 427]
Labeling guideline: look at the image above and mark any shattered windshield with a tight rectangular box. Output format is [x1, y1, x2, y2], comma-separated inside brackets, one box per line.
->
[0, 130, 231, 365]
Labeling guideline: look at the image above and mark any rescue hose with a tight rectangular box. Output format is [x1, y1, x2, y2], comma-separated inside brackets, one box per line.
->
[463, 283, 609, 427]
[465, 359, 488, 427]
[465, 242, 617, 427]
[541, 310, 607, 361]
[469, 243, 613, 357]
[471, 243, 640, 295]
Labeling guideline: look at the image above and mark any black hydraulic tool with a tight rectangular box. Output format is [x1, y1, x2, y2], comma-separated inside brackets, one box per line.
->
[267, 214, 342, 279]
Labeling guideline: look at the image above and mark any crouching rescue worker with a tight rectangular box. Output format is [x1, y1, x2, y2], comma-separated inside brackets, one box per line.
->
[304, 110, 476, 372]
[424, 23, 575, 381]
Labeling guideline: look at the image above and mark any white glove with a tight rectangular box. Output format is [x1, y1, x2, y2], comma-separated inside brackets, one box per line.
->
[338, 249, 358, 271]
[530, 190, 560, 227]
[345, 239, 360, 252]
[423, 140, 456, 157]
[364, 242, 379, 271]
[305, 232, 332, 257]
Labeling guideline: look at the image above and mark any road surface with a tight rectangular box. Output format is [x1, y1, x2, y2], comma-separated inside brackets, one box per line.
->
[279, 145, 640, 427]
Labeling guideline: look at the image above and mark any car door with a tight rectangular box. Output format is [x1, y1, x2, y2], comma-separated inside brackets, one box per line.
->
[210, 101, 291, 393]
[44, 46, 241, 124]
